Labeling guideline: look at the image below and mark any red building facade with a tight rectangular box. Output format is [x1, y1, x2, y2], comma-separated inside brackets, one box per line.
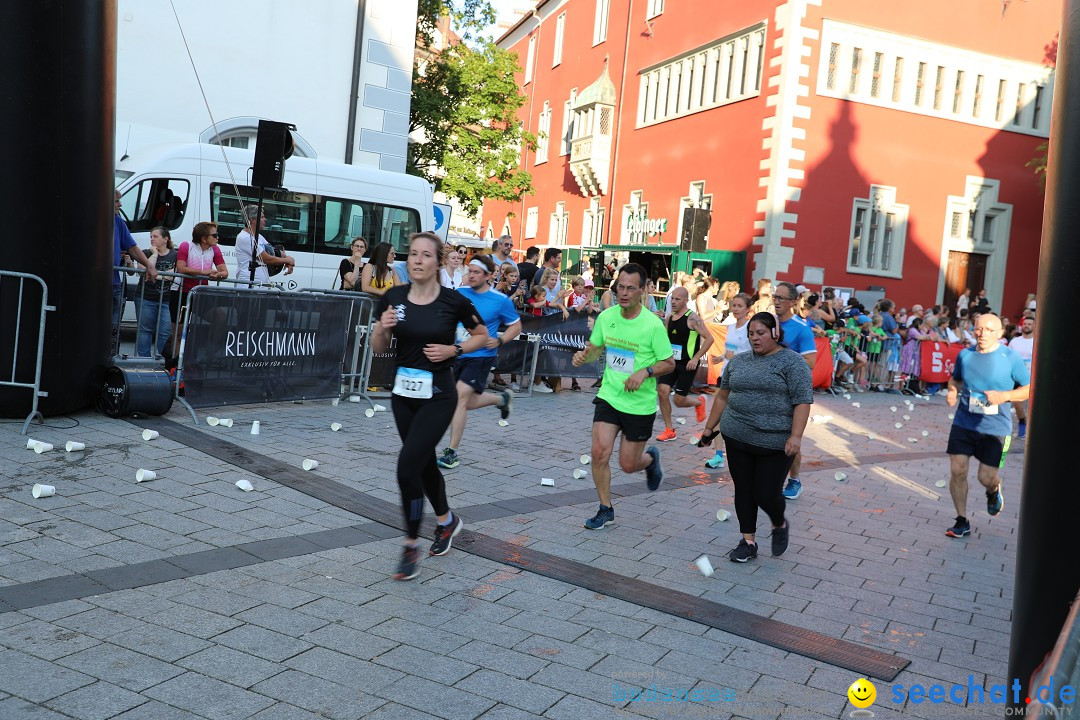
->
[482, 0, 1057, 314]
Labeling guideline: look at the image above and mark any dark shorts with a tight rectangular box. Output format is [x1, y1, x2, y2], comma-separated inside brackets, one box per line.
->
[947, 424, 1012, 468]
[658, 363, 695, 396]
[453, 356, 493, 394]
[592, 397, 655, 442]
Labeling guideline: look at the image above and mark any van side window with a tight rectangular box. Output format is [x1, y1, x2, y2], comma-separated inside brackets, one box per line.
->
[381, 206, 421, 251]
[118, 178, 190, 232]
[211, 183, 314, 252]
[316, 196, 420, 255]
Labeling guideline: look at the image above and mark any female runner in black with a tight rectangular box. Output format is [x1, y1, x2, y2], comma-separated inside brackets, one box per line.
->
[372, 232, 489, 580]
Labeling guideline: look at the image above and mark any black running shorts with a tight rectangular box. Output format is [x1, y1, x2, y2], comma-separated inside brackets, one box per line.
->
[657, 363, 696, 396]
[946, 424, 1010, 468]
[453, 356, 493, 395]
[592, 397, 655, 442]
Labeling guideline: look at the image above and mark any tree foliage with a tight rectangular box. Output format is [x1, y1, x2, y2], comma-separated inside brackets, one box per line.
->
[1027, 142, 1047, 190]
[409, 1, 535, 218]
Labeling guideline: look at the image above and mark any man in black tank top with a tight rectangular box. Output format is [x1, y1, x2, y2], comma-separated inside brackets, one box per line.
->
[656, 287, 714, 442]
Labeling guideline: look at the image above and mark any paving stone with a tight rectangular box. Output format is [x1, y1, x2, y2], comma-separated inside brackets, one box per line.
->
[145, 671, 276, 720]
[109, 624, 212, 663]
[110, 700, 210, 719]
[285, 647, 405, 694]
[376, 674, 496, 720]
[150, 602, 243, 640]
[57, 644, 185, 692]
[0, 618, 101, 661]
[0, 696, 73, 719]
[44, 679, 147, 720]
[252, 669, 386, 719]
[176, 646, 284, 689]
[454, 669, 565, 714]
[235, 603, 329, 637]
[512, 635, 605, 670]
[248, 702, 344, 720]
[54, 608, 150, 640]
[368, 617, 471, 653]
[543, 693, 620, 719]
[0, 648, 95, 703]
[373, 643, 479, 685]
[213, 624, 313, 663]
[301, 623, 399, 661]
[450, 640, 550, 680]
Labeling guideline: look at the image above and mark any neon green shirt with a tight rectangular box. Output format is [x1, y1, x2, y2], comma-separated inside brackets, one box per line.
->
[589, 305, 673, 415]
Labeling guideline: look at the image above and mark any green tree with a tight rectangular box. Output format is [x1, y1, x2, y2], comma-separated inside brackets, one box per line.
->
[409, 3, 536, 218]
[1027, 142, 1047, 190]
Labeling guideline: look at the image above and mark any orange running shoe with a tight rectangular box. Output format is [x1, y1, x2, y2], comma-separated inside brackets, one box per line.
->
[695, 398, 707, 424]
[656, 427, 677, 442]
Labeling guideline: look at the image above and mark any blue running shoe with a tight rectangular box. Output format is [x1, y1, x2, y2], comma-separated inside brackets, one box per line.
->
[584, 505, 614, 530]
[645, 446, 663, 491]
[782, 478, 802, 500]
[705, 451, 725, 469]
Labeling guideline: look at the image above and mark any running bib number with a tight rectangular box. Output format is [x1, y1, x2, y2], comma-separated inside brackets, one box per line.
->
[393, 367, 433, 399]
[671, 344, 684, 361]
[606, 347, 635, 374]
[968, 393, 999, 415]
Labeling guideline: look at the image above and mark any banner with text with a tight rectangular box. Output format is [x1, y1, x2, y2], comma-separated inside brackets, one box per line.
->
[182, 287, 350, 407]
[919, 342, 964, 383]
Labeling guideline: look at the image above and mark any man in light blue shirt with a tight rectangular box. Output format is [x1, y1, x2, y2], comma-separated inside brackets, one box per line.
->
[774, 281, 817, 499]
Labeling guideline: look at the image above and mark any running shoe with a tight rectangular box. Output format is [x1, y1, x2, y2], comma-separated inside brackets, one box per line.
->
[510, 382, 521, 392]
[436, 448, 459, 469]
[1018, 421, 1027, 439]
[430, 515, 463, 556]
[656, 427, 677, 442]
[986, 487, 1004, 516]
[728, 539, 758, 563]
[705, 451, 725, 469]
[532, 383, 554, 394]
[771, 521, 789, 557]
[946, 516, 971, 538]
[696, 397, 707, 424]
[393, 545, 421, 580]
[584, 504, 615, 530]
[497, 389, 513, 421]
[782, 478, 802, 500]
[644, 446, 663, 491]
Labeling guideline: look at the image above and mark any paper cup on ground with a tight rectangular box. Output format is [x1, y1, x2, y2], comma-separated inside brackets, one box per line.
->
[580, 454, 591, 465]
[921, 430, 929, 437]
[135, 469, 157, 482]
[676, 418, 686, 425]
[365, 408, 375, 418]
[835, 471, 847, 482]
[498, 420, 509, 427]
[349, 396, 361, 403]
[235, 479, 254, 492]
[935, 479, 948, 488]
[32, 484, 55, 498]
[374, 404, 387, 412]
[573, 468, 587, 479]
[903, 415, 911, 421]
[207, 416, 219, 426]
[851, 402, 860, 408]
[540, 477, 555, 487]
[250, 421, 260, 435]
[33, 442, 53, 454]
[694, 554, 715, 577]
[894, 422, 903, 429]
[330, 422, 343, 432]
[302, 459, 319, 471]
[715, 508, 730, 522]
[867, 434, 876, 440]
[142, 429, 159, 441]
[331, 397, 340, 406]
[65, 441, 85, 452]
[890, 406, 897, 412]
[948, 413, 955, 420]
[25, 438, 38, 449]
[907, 438, 918, 443]
[219, 419, 234, 428]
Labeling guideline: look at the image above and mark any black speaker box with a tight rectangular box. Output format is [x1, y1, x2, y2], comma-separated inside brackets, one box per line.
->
[251, 120, 295, 189]
[681, 207, 711, 253]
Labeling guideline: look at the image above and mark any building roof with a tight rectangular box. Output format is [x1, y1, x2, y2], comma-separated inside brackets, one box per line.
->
[576, 62, 617, 107]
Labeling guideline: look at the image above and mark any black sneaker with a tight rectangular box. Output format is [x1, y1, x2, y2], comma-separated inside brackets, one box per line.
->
[393, 545, 421, 580]
[986, 487, 1004, 516]
[497, 389, 513, 421]
[771, 521, 789, 557]
[729, 539, 758, 563]
[430, 515, 463, 556]
[584, 504, 615, 530]
[644, 446, 663, 491]
[946, 516, 971, 538]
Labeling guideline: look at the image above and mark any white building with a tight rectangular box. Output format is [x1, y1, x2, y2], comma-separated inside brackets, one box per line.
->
[115, 0, 418, 171]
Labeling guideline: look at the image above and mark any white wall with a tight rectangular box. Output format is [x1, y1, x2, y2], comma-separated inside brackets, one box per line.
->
[115, 0, 417, 170]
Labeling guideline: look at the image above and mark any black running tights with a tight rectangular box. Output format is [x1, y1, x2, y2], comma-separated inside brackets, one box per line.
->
[392, 389, 457, 540]
[722, 434, 794, 536]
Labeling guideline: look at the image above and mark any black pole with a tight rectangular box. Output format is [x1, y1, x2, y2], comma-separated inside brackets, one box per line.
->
[247, 189, 265, 287]
[1007, 0, 1080, 708]
[344, 0, 367, 164]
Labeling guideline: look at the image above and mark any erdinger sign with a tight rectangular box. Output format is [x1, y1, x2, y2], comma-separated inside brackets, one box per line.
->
[626, 209, 670, 242]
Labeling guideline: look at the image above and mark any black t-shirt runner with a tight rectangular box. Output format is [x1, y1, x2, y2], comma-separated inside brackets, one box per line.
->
[376, 285, 483, 380]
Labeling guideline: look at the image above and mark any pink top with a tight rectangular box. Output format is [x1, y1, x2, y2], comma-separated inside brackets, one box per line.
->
[177, 242, 225, 292]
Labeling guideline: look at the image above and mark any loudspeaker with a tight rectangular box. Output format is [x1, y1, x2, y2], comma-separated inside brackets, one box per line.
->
[251, 120, 295, 189]
[681, 207, 710, 253]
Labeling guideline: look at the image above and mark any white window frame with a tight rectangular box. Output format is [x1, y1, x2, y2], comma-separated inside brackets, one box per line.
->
[646, 0, 665, 20]
[620, 190, 647, 245]
[535, 102, 551, 164]
[593, 0, 610, 45]
[549, 202, 569, 246]
[636, 24, 766, 128]
[553, 13, 566, 68]
[525, 207, 539, 239]
[561, 89, 578, 156]
[582, 197, 605, 247]
[846, 184, 909, 279]
[525, 34, 536, 84]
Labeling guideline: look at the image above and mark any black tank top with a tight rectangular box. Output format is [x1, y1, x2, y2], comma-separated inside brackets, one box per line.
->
[667, 311, 699, 363]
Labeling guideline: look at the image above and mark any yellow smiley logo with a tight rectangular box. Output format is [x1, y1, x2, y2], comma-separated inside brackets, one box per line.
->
[847, 678, 876, 709]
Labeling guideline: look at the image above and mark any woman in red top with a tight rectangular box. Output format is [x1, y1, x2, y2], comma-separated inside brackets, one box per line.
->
[173, 222, 229, 358]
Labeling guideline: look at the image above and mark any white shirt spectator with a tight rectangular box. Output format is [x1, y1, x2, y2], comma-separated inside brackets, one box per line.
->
[234, 230, 271, 285]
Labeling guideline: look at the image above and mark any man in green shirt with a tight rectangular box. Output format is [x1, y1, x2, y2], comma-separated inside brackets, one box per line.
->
[572, 263, 675, 530]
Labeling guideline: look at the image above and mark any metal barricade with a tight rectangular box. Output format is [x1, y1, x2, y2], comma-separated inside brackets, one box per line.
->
[0, 271, 55, 434]
[298, 288, 377, 409]
[831, 329, 905, 394]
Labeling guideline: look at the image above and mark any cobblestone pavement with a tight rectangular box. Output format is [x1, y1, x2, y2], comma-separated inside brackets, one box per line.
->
[0, 385, 1021, 719]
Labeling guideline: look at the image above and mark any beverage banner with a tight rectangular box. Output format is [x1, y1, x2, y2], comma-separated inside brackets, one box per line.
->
[182, 287, 350, 407]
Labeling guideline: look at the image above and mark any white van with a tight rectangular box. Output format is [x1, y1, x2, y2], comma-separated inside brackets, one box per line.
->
[114, 142, 434, 293]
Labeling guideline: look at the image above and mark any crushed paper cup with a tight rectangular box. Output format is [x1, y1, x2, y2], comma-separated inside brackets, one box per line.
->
[33, 442, 53, 454]
[25, 438, 38, 449]
[141, 429, 159, 441]
[219, 419, 234, 428]
[948, 413, 955, 420]
[540, 477, 555, 487]
[573, 468, 587, 479]
[676, 418, 686, 425]
[32, 484, 55, 498]
[374, 404, 387, 412]
[894, 423, 903, 429]
[498, 420, 509, 427]
[715, 508, 731, 522]
[365, 408, 375, 418]
[835, 471, 847, 482]
[349, 396, 361, 403]
[867, 434, 876, 440]
[693, 554, 715, 577]
[207, 416, 220, 426]
[907, 438, 918, 443]
[890, 406, 897, 412]
[235, 479, 254, 492]
[65, 441, 85, 452]
[851, 402, 860, 408]
[135, 469, 156, 482]
[250, 421, 260, 435]
[331, 397, 340, 406]
[331, 422, 343, 432]
[580, 455, 591, 465]
[302, 459, 319, 471]
[935, 479, 948, 488]
[921, 430, 929, 437]
[843, 393, 851, 400]
[902, 415, 911, 421]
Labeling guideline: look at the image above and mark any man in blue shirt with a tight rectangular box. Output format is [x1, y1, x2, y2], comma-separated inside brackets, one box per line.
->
[774, 281, 817, 499]
[437, 254, 521, 469]
[113, 190, 157, 355]
[944, 313, 1030, 538]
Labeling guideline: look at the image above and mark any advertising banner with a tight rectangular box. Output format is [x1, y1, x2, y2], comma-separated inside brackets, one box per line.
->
[812, 337, 834, 389]
[182, 288, 350, 407]
[919, 342, 963, 383]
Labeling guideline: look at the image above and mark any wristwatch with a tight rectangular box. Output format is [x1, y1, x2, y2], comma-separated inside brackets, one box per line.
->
[454, 344, 464, 357]
[646, 366, 654, 377]
[496, 337, 504, 347]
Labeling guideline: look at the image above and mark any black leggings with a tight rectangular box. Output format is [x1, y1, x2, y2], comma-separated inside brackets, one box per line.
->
[392, 387, 457, 540]
[722, 434, 795, 536]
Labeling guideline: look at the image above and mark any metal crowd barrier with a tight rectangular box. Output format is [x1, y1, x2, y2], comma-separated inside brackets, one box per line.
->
[297, 288, 377, 409]
[828, 331, 905, 394]
[0, 271, 55, 434]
